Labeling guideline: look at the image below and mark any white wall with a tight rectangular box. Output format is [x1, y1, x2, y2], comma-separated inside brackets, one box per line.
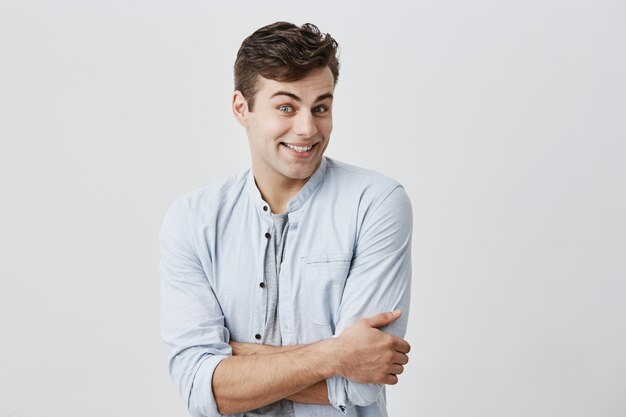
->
[1, 1, 624, 416]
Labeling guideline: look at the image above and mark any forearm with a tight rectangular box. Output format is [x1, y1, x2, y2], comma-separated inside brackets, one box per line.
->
[228, 341, 330, 405]
[287, 380, 329, 404]
[213, 339, 336, 414]
[230, 341, 305, 356]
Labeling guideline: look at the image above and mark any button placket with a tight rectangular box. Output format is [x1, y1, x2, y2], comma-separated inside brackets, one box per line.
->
[254, 218, 271, 347]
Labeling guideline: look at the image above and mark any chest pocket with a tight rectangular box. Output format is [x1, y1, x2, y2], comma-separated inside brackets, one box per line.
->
[300, 252, 352, 332]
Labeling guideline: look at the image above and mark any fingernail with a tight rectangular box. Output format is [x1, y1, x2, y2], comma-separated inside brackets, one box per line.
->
[392, 309, 401, 316]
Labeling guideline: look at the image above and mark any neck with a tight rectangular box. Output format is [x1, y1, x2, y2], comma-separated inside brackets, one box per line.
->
[252, 167, 310, 215]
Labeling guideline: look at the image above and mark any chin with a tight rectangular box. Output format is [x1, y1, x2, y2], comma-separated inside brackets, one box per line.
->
[284, 171, 312, 181]
[282, 166, 316, 181]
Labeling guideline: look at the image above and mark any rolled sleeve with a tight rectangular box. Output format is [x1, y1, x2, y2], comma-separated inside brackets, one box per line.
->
[160, 197, 232, 417]
[187, 354, 230, 417]
[328, 376, 383, 412]
[328, 185, 413, 413]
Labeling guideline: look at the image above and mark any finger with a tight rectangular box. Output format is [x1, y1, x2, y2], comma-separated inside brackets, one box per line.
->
[394, 338, 411, 354]
[384, 374, 399, 385]
[362, 310, 402, 328]
[389, 364, 404, 375]
[393, 352, 409, 365]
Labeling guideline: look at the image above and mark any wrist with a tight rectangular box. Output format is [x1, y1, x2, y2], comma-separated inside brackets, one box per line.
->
[313, 338, 345, 379]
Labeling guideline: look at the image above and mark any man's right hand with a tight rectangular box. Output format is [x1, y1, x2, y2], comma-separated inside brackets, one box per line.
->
[331, 310, 411, 385]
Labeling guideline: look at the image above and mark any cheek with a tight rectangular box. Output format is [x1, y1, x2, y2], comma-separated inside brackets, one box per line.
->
[318, 118, 333, 136]
[249, 112, 288, 135]
[262, 118, 291, 140]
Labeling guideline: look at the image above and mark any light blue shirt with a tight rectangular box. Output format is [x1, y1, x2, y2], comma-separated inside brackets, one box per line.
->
[160, 157, 412, 417]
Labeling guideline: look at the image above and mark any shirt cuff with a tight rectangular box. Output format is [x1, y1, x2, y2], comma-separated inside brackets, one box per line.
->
[327, 376, 350, 415]
[188, 353, 230, 417]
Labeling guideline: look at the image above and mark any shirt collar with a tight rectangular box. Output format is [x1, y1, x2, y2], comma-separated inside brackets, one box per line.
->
[246, 156, 329, 214]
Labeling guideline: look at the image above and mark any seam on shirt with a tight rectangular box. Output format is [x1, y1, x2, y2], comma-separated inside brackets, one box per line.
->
[355, 185, 405, 247]
[370, 184, 404, 220]
[301, 252, 353, 264]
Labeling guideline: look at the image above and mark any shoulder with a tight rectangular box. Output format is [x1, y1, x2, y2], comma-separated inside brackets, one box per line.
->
[325, 157, 401, 188]
[323, 157, 410, 209]
[166, 169, 249, 220]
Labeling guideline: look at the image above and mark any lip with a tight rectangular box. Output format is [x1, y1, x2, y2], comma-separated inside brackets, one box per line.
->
[280, 141, 318, 158]
[281, 141, 318, 147]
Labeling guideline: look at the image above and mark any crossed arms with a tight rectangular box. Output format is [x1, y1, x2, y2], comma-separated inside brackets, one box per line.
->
[214, 310, 411, 414]
[160, 185, 412, 416]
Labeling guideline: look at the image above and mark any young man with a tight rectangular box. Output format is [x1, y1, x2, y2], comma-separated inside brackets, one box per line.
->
[160, 22, 412, 417]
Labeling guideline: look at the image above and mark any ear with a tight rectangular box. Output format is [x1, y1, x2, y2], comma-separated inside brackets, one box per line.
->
[232, 91, 249, 128]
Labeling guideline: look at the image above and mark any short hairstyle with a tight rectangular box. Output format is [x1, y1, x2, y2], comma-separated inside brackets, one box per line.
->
[234, 21, 340, 111]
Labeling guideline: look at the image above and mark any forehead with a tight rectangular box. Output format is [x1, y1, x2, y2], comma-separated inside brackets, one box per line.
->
[255, 67, 335, 101]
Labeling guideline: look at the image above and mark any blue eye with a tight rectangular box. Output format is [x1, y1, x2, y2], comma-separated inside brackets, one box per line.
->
[313, 106, 328, 113]
[279, 105, 294, 113]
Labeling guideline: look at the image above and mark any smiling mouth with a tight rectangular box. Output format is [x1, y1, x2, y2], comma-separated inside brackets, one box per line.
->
[281, 142, 317, 153]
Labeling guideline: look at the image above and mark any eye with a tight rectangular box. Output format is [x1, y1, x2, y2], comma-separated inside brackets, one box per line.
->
[278, 105, 294, 113]
[313, 105, 329, 114]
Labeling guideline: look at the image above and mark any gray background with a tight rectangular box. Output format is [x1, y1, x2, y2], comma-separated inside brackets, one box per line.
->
[1, 0, 624, 416]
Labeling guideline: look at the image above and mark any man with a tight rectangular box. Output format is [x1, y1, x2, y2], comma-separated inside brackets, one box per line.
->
[160, 22, 412, 417]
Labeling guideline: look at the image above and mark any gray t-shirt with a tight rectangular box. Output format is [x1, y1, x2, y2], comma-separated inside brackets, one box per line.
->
[244, 212, 296, 417]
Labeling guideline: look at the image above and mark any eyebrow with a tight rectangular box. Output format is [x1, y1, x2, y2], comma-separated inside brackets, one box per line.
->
[270, 91, 334, 103]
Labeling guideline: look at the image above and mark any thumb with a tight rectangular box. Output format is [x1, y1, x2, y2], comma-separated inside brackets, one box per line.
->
[363, 310, 402, 328]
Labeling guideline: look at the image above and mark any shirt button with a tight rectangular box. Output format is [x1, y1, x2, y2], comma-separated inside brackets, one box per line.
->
[259, 282, 265, 288]
[265, 232, 271, 239]
[263, 205, 268, 211]
[255, 333, 261, 340]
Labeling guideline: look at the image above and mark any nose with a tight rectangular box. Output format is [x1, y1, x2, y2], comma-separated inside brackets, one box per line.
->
[293, 111, 318, 138]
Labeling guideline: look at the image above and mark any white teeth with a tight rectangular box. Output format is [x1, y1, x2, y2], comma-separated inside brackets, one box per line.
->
[284, 143, 313, 152]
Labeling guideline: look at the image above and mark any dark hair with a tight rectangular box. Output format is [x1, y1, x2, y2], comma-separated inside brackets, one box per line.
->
[234, 21, 340, 110]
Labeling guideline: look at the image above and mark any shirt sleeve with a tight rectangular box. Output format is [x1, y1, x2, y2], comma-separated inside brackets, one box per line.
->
[160, 197, 232, 417]
[327, 185, 413, 413]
